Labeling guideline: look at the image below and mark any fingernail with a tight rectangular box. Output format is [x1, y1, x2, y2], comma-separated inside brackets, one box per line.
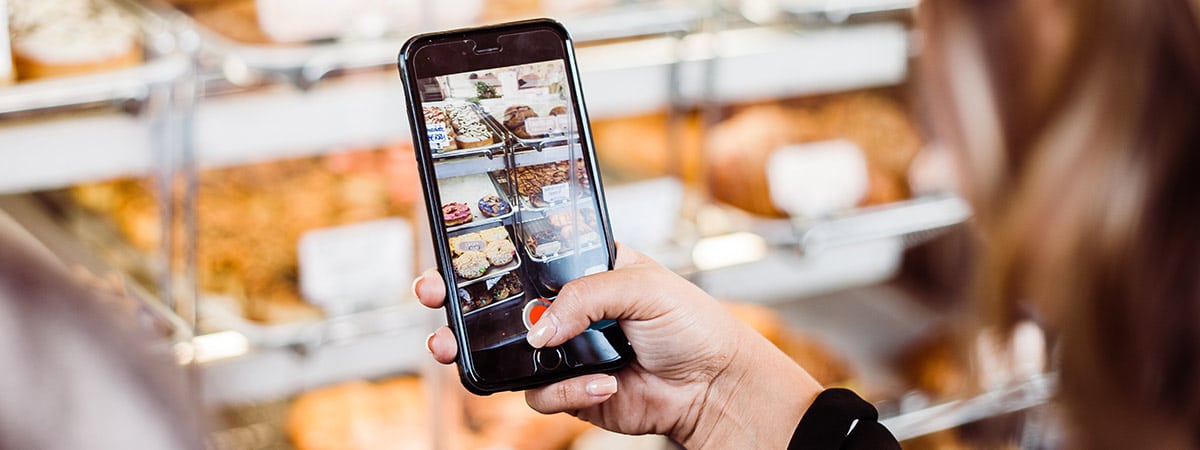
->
[425, 332, 436, 354]
[586, 376, 618, 397]
[526, 313, 557, 348]
[411, 276, 424, 298]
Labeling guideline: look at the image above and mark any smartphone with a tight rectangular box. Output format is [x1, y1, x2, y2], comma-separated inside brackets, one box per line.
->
[398, 19, 634, 394]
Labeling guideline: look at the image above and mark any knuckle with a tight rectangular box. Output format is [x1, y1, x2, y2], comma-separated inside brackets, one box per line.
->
[557, 381, 576, 409]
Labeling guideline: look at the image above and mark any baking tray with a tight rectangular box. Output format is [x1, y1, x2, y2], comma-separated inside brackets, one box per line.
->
[437, 172, 515, 234]
[425, 102, 506, 161]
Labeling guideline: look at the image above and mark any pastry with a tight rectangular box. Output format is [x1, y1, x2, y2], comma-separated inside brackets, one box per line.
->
[453, 251, 490, 280]
[484, 239, 515, 266]
[515, 160, 590, 207]
[286, 377, 431, 450]
[9, 0, 143, 80]
[70, 145, 417, 325]
[448, 232, 486, 256]
[548, 210, 598, 243]
[549, 105, 568, 116]
[423, 106, 458, 151]
[188, 0, 274, 44]
[478, 226, 509, 244]
[458, 286, 494, 313]
[524, 228, 562, 257]
[454, 123, 493, 149]
[446, 104, 494, 149]
[442, 202, 473, 226]
[488, 273, 523, 299]
[503, 105, 538, 138]
[477, 194, 511, 217]
[706, 94, 921, 217]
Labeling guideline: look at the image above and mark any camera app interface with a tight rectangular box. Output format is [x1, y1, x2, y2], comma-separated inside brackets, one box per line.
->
[415, 57, 610, 353]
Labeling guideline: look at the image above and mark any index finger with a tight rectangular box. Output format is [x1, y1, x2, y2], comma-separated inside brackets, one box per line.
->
[413, 268, 447, 309]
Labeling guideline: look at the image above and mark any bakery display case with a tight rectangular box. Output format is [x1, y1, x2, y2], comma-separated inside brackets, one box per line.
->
[0, 0, 196, 350]
[0, 0, 1058, 448]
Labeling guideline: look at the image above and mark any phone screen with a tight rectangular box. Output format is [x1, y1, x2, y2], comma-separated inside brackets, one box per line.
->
[401, 22, 630, 391]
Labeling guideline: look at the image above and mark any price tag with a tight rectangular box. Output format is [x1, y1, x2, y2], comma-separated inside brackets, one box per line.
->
[524, 116, 570, 135]
[298, 218, 413, 315]
[541, 183, 571, 204]
[535, 241, 562, 257]
[454, 239, 486, 253]
[427, 123, 450, 150]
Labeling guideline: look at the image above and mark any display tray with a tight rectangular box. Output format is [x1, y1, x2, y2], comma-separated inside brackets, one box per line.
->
[448, 225, 522, 289]
[424, 102, 507, 160]
[458, 270, 525, 315]
[478, 96, 579, 149]
[437, 173, 515, 233]
[518, 215, 603, 264]
[455, 255, 519, 288]
[492, 160, 593, 212]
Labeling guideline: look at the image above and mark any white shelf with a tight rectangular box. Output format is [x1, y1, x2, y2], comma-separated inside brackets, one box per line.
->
[198, 306, 440, 405]
[578, 22, 909, 116]
[192, 23, 908, 168]
[0, 111, 159, 193]
[0, 19, 908, 190]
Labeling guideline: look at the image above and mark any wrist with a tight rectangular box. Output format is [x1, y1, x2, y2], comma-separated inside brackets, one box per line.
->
[677, 329, 823, 449]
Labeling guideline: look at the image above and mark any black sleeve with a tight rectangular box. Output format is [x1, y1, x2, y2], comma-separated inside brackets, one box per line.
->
[787, 388, 900, 450]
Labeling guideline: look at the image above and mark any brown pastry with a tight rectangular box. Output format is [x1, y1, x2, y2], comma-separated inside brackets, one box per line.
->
[548, 105, 568, 116]
[706, 93, 921, 217]
[72, 145, 414, 325]
[286, 377, 431, 450]
[514, 160, 589, 206]
[189, 0, 276, 45]
[488, 273, 523, 299]
[503, 105, 538, 139]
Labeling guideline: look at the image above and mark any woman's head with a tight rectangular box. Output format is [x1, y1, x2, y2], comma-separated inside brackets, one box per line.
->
[919, 0, 1200, 447]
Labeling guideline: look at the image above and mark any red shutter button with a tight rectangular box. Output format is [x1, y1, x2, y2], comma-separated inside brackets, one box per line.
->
[522, 298, 553, 331]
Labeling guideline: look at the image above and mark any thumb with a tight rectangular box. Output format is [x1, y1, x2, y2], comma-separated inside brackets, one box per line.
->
[526, 244, 668, 349]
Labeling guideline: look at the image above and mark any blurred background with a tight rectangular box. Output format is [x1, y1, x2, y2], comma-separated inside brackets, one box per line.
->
[1, 0, 1056, 448]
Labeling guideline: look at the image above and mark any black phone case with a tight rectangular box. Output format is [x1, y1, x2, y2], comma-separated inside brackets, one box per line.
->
[398, 19, 634, 395]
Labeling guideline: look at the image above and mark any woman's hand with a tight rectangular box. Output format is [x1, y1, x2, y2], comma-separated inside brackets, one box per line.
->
[414, 245, 821, 449]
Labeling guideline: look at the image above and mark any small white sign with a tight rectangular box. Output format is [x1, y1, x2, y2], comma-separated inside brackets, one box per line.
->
[524, 115, 570, 136]
[454, 238, 486, 254]
[427, 123, 450, 150]
[534, 242, 562, 257]
[299, 218, 413, 315]
[541, 182, 571, 204]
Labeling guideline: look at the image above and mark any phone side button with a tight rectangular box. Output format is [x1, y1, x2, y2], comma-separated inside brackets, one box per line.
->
[534, 348, 563, 371]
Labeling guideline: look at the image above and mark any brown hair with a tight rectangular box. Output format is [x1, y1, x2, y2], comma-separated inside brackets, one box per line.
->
[919, 0, 1200, 447]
